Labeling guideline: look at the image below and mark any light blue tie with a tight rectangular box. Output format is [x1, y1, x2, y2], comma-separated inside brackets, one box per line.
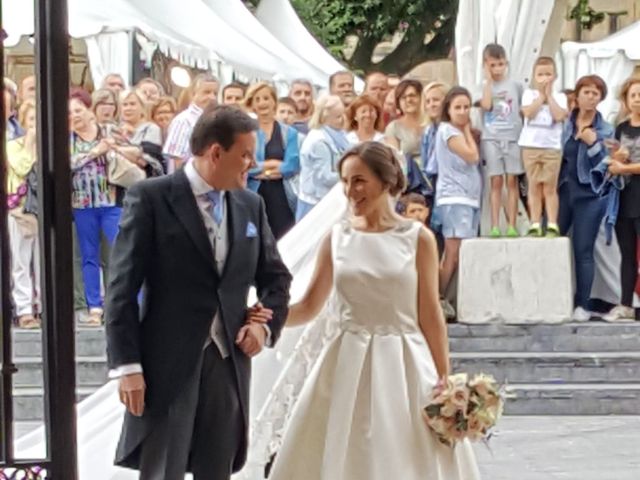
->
[206, 190, 223, 225]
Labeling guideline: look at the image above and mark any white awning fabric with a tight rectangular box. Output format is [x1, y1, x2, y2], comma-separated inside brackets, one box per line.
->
[455, 0, 555, 98]
[255, 0, 363, 90]
[2, 0, 336, 87]
[204, 0, 329, 86]
[559, 21, 640, 120]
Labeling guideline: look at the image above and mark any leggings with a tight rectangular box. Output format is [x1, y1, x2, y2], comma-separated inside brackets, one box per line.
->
[615, 216, 640, 307]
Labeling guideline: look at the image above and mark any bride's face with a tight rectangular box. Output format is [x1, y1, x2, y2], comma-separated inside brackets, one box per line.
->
[340, 154, 387, 217]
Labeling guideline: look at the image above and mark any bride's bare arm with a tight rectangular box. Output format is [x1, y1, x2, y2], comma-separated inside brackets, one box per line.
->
[287, 233, 334, 327]
[416, 227, 450, 378]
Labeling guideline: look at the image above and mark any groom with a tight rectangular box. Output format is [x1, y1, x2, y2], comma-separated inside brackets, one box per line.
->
[105, 105, 292, 480]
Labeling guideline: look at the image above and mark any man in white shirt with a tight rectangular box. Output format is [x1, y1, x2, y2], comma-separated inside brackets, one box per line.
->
[163, 73, 219, 172]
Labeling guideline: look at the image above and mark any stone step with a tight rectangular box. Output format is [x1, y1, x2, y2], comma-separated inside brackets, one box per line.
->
[451, 351, 640, 384]
[11, 325, 640, 419]
[13, 384, 640, 420]
[448, 322, 640, 352]
[504, 383, 640, 415]
[14, 323, 640, 356]
[13, 356, 108, 387]
[12, 387, 96, 421]
[12, 327, 106, 358]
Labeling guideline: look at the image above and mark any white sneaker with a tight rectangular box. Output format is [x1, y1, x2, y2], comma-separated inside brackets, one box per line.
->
[602, 305, 635, 323]
[572, 307, 592, 322]
[440, 298, 456, 320]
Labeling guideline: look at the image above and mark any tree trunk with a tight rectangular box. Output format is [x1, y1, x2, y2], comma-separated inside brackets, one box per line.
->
[374, 18, 454, 76]
[348, 34, 379, 74]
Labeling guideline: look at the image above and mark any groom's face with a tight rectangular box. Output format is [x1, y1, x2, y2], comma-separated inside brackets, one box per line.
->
[212, 132, 257, 190]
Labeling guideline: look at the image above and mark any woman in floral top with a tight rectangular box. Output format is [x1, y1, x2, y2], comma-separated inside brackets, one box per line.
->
[69, 88, 124, 325]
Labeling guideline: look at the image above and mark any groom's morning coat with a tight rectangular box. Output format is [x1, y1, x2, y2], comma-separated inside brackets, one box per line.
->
[105, 169, 292, 470]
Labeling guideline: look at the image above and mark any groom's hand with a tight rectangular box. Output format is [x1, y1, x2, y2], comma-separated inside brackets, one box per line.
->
[119, 373, 146, 417]
[235, 323, 267, 357]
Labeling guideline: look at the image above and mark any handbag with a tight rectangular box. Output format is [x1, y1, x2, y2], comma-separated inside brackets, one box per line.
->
[106, 149, 146, 188]
[9, 208, 38, 238]
[23, 166, 38, 216]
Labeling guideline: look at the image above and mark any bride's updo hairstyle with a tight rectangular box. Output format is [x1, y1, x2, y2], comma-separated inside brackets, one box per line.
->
[338, 141, 406, 196]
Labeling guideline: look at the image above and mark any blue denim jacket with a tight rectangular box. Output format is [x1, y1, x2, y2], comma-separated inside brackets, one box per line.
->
[590, 160, 625, 245]
[420, 123, 439, 177]
[248, 121, 301, 213]
[297, 128, 341, 205]
[248, 122, 301, 187]
[561, 110, 614, 187]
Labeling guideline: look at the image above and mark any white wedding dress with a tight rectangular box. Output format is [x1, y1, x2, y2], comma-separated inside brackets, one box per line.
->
[268, 220, 480, 480]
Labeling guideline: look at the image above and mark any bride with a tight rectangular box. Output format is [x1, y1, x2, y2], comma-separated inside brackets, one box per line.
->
[250, 141, 480, 479]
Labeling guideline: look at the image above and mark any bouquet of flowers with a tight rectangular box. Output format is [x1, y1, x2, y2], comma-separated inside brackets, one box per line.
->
[423, 373, 504, 447]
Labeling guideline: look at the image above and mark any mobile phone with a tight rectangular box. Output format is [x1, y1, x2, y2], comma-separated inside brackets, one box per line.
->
[604, 138, 620, 149]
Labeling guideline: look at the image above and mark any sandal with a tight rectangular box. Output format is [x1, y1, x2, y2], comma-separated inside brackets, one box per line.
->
[545, 224, 561, 238]
[18, 314, 41, 329]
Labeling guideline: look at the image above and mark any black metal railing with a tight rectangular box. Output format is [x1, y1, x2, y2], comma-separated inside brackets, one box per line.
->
[0, 0, 77, 477]
[0, 466, 49, 479]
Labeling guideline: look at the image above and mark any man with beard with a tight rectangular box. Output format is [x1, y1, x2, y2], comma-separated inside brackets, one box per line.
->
[329, 70, 355, 107]
[288, 78, 315, 134]
[164, 73, 219, 172]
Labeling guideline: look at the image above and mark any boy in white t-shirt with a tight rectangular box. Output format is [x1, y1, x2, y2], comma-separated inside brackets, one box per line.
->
[518, 56, 568, 237]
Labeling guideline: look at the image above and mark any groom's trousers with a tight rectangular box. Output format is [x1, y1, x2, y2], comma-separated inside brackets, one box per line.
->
[138, 343, 243, 480]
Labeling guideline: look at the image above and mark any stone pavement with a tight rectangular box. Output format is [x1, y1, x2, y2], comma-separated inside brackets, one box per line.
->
[475, 416, 640, 480]
[14, 417, 640, 478]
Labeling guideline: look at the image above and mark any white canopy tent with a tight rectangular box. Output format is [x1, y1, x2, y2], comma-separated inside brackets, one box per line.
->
[255, 0, 363, 91]
[3, 0, 219, 87]
[3, 0, 330, 88]
[204, 0, 329, 87]
[559, 20, 640, 121]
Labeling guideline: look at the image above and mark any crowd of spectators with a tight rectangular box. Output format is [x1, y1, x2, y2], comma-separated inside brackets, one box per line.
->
[4, 41, 640, 327]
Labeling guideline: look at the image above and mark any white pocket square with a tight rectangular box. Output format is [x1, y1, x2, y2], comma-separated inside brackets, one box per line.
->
[246, 222, 258, 237]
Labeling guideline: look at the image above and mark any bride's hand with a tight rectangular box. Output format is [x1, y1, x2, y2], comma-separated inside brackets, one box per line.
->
[245, 303, 273, 324]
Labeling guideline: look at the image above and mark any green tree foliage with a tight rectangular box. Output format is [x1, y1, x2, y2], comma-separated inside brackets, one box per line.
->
[568, 0, 606, 32]
[245, 0, 457, 76]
